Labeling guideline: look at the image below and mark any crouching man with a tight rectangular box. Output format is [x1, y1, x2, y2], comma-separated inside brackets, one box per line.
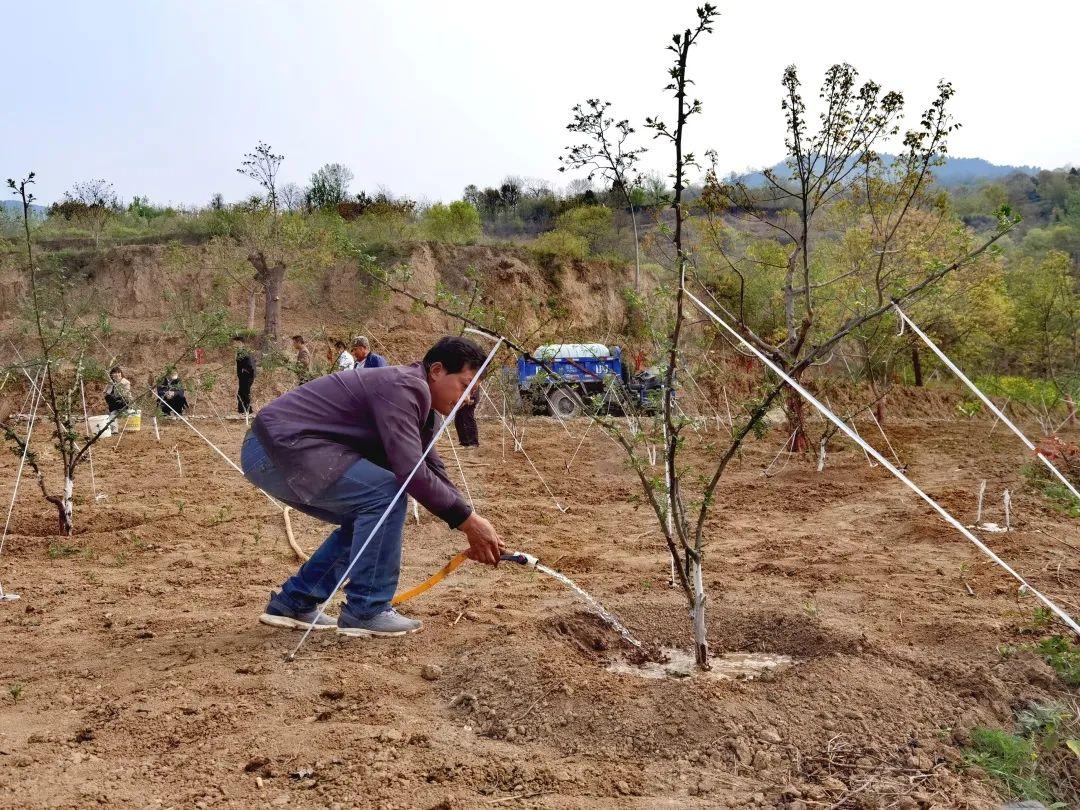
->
[240, 336, 504, 637]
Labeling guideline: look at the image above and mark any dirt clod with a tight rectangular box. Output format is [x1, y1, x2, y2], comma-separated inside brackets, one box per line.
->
[421, 664, 443, 681]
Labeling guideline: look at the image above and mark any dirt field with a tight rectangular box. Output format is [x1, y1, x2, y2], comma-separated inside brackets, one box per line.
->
[0, 408, 1077, 809]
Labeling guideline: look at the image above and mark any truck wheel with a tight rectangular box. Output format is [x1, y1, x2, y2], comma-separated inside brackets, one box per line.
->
[546, 387, 582, 419]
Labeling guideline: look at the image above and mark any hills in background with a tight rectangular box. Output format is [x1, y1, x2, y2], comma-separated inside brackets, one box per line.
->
[0, 156, 1054, 213]
[736, 155, 1041, 187]
[0, 200, 47, 217]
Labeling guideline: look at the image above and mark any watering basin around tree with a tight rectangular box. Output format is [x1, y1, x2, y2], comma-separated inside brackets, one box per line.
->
[608, 648, 795, 681]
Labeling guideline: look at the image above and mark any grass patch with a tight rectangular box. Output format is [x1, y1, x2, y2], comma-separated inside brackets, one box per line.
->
[1020, 462, 1080, 518]
[1035, 636, 1080, 687]
[965, 701, 1080, 805]
[47, 541, 79, 559]
[966, 727, 1051, 801]
[1000, 628, 1080, 689]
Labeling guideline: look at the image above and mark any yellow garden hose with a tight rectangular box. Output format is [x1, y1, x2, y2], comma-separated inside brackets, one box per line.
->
[284, 507, 470, 605]
[284, 506, 534, 607]
[391, 551, 470, 605]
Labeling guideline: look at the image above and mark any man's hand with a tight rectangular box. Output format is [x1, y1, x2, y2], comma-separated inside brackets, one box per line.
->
[458, 513, 505, 566]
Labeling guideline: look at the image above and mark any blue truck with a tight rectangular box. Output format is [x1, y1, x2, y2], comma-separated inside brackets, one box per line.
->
[516, 343, 663, 418]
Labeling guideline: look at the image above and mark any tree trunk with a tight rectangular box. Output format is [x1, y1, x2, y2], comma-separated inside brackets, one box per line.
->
[787, 382, 809, 453]
[691, 557, 709, 668]
[247, 251, 287, 344]
[62, 476, 73, 535]
[911, 345, 924, 387]
[263, 265, 285, 343]
[874, 392, 887, 426]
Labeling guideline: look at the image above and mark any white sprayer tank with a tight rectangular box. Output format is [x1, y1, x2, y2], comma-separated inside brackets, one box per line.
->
[534, 343, 611, 360]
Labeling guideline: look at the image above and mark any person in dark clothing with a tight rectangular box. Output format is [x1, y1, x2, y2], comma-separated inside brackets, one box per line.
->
[234, 335, 256, 415]
[453, 395, 479, 447]
[103, 366, 132, 413]
[156, 369, 188, 416]
[241, 336, 504, 638]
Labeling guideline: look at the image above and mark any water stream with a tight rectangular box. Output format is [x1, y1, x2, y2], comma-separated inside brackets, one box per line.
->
[534, 563, 642, 648]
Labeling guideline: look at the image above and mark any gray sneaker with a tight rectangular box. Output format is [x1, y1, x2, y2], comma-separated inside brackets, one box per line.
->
[259, 592, 337, 631]
[337, 607, 422, 638]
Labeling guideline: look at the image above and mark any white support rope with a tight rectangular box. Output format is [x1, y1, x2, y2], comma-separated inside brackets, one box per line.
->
[0, 368, 45, 598]
[865, 407, 904, 469]
[77, 370, 98, 497]
[563, 383, 617, 473]
[445, 432, 475, 508]
[762, 428, 799, 477]
[686, 290, 1080, 636]
[895, 303, 1080, 503]
[478, 383, 567, 513]
[288, 338, 506, 659]
[154, 391, 283, 512]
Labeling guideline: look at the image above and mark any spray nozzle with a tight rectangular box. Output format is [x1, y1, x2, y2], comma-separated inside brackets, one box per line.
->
[500, 551, 539, 568]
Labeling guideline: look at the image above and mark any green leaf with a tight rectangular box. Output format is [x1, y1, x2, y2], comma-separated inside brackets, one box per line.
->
[1067, 739, 1080, 760]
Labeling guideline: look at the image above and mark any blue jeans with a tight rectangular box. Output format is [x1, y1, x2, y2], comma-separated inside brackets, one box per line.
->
[240, 431, 407, 618]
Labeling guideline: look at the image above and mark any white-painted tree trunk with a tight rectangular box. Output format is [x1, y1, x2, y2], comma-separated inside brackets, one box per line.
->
[691, 557, 708, 668]
[62, 475, 74, 534]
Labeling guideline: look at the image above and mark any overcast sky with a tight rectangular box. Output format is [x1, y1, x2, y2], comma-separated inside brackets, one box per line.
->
[5, 1, 1077, 206]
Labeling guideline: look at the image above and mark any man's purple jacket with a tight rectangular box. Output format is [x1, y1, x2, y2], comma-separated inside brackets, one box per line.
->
[251, 362, 472, 528]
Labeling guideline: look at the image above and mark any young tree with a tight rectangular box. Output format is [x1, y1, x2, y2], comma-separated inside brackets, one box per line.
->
[560, 99, 646, 288]
[232, 141, 296, 343]
[237, 141, 284, 214]
[641, 4, 718, 666]
[49, 179, 120, 248]
[704, 65, 1017, 449]
[3, 174, 231, 534]
[279, 182, 306, 213]
[307, 162, 354, 210]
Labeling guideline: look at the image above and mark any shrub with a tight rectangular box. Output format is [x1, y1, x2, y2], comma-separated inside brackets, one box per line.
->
[348, 210, 418, 247]
[422, 201, 481, 244]
[530, 229, 588, 262]
[555, 204, 615, 252]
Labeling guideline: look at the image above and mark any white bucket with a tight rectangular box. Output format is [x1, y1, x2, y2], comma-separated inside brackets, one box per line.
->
[87, 415, 114, 437]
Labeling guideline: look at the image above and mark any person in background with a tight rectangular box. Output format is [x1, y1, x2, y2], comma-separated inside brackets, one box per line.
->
[234, 334, 257, 415]
[351, 335, 388, 369]
[335, 340, 355, 371]
[156, 369, 188, 416]
[103, 366, 133, 414]
[242, 336, 503, 637]
[454, 394, 479, 447]
[292, 334, 313, 383]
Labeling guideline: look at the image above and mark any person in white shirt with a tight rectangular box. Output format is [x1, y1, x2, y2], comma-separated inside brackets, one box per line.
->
[334, 340, 355, 371]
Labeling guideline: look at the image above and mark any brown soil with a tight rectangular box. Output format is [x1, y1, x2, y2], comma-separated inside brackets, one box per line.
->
[0, 410, 1077, 809]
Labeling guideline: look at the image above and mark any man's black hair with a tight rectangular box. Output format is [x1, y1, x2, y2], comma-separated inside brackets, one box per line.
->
[291, 334, 304, 342]
[423, 336, 486, 374]
[109, 365, 123, 375]
[333, 340, 346, 350]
